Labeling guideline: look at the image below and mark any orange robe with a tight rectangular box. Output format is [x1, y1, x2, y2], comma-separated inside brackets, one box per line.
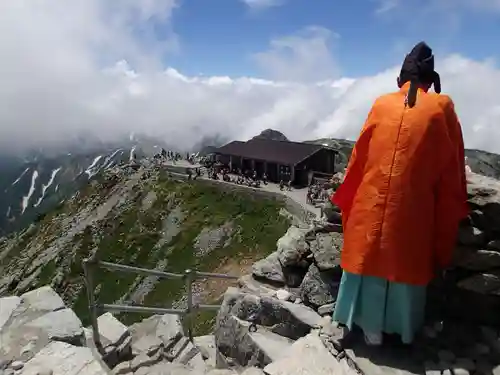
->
[332, 82, 468, 286]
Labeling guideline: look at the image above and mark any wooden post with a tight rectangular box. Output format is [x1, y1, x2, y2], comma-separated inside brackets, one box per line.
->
[185, 269, 194, 342]
[83, 255, 104, 355]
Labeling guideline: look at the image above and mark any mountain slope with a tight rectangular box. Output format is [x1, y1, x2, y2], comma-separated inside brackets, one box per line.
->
[0, 134, 171, 236]
[0, 165, 290, 330]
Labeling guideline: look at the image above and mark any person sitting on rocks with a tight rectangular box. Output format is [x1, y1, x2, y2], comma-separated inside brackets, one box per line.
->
[330, 42, 469, 346]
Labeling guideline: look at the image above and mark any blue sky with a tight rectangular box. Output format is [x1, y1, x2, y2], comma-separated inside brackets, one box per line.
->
[165, 0, 500, 78]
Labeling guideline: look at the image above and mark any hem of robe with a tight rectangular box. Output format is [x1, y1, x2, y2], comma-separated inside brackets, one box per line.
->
[332, 271, 426, 344]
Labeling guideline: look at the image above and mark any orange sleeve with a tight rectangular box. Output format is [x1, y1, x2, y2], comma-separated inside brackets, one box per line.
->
[332, 105, 377, 226]
[434, 98, 469, 269]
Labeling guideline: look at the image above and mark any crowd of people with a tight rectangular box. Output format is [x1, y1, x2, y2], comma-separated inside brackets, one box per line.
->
[306, 172, 344, 205]
[205, 165, 267, 188]
[153, 148, 199, 165]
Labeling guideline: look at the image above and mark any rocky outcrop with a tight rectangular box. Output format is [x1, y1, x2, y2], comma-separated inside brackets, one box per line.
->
[252, 222, 343, 315]
[0, 286, 105, 375]
[427, 173, 500, 326]
[1, 285, 279, 375]
[252, 172, 500, 327]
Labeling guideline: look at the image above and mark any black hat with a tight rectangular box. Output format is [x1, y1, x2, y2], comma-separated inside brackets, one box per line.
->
[399, 42, 441, 107]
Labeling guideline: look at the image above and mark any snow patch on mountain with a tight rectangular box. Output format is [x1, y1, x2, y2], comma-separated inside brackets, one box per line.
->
[102, 149, 122, 169]
[34, 167, 62, 207]
[21, 170, 39, 214]
[12, 167, 30, 186]
[85, 155, 103, 178]
[129, 146, 136, 162]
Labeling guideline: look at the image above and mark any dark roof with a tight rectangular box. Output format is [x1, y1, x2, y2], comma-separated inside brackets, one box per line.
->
[216, 138, 335, 166]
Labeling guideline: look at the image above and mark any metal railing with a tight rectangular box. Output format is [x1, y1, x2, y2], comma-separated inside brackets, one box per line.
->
[82, 254, 238, 355]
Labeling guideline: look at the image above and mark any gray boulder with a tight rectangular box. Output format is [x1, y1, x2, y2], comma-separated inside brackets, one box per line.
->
[128, 314, 184, 357]
[18, 341, 107, 375]
[467, 173, 500, 234]
[194, 335, 216, 368]
[26, 308, 84, 346]
[215, 288, 323, 363]
[97, 312, 130, 348]
[20, 285, 65, 312]
[300, 264, 341, 308]
[263, 332, 347, 375]
[238, 275, 278, 298]
[309, 232, 342, 271]
[0, 286, 84, 363]
[277, 226, 309, 267]
[215, 315, 293, 367]
[252, 252, 285, 286]
[458, 271, 500, 294]
[458, 226, 487, 247]
[453, 248, 500, 271]
[0, 296, 21, 331]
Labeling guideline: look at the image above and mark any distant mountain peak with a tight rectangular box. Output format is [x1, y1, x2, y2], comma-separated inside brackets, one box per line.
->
[251, 129, 289, 142]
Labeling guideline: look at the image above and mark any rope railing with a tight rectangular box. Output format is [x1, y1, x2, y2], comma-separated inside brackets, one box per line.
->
[82, 254, 238, 355]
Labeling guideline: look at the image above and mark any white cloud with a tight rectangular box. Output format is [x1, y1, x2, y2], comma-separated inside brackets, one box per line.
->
[253, 26, 341, 82]
[374, 0, 400, 14]
[241, 0, 285, 10]
[0, 1, 500, 156]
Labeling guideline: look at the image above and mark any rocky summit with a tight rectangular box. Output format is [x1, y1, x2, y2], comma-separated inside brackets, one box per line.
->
[2, 156, 500, 375]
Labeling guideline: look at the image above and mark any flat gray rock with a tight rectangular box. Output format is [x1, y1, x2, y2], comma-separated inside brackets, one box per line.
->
[252, 251, 285, 285]
[128, 314, 184, 354]
[18, 341, 107, 375]
[131, 335, 163, 356]
[137, 362, 203, 375]
[238, 275, 278, 297]
[458, 271, 500, 294]
[240, 368, 265, 375]
[299, 264, 340, 308]
[0, 296, 21, 331]
[216, 315, 292, 368]
[26, 308, 83, 345]
[97, 312, 129, 347]
[309, 232, 342, 271]
[277, 226, 309, 267]
[215, 287, 322, 346]
[20, 286, 65, 312]
[344, 338, 424, 375]
[453, 248, 500, 271]
[458, 226, 487, 247]
[194, 335, 216, 368]
[263, 332, 347, 375]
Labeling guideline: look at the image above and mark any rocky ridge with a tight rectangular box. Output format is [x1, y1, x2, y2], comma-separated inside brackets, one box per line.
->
[0, 162, 289, 330]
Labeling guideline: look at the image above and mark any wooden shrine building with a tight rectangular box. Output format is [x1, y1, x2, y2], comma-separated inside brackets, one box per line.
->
[215, 138, 338, 187]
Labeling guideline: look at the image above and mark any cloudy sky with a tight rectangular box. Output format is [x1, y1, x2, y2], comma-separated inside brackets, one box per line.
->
[1, 0, 499, 153]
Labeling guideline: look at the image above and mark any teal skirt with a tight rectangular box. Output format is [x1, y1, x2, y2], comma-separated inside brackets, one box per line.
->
[332, 271, 426, 344]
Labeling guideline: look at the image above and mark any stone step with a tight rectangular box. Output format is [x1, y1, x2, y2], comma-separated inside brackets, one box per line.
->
[263, 332, 353, 375]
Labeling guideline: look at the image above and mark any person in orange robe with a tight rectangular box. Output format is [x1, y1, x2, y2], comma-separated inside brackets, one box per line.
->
[331, 41, 469, 346]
